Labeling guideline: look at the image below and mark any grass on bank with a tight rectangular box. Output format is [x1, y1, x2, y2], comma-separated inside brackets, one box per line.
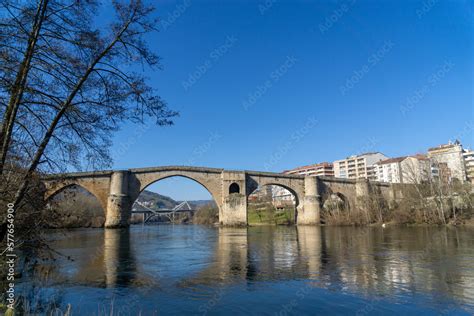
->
[247, 207, 295, 225]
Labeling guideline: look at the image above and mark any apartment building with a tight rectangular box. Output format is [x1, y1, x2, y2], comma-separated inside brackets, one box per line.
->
[374, 157, 404, 183]
[333, 152, 388, 180]
[283, 162, 334, 177]
[428, 141, 467, 183]
[463, 149, 474, 184]
[375, 155, 432, 184]
[401, 155, 431, 183]
[431, 162, 452, 185]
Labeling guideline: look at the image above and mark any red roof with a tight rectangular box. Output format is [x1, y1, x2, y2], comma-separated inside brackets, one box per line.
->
[283, 162, 333, 173]
[376, 154, 429, 165]
[376, 157, 406, 165]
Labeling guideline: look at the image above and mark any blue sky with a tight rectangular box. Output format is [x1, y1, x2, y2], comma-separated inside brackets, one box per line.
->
[109, 0, 473, 200]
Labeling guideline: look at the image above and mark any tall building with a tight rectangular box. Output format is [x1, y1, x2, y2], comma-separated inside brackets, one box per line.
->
[431, 162, 452, 185]
[375, 154, 434, 184]
[283, 162, 334, 177]
[333, 152, 388, 180]
[428, 141, 467, 182]
[463, 149, 474, 184]
[374, 157, 405, 183]
[401, 155, 431, 183]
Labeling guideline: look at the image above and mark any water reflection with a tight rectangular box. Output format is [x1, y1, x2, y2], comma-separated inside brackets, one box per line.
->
[29, 225, 474, 313]
[103, 229, 137, 288]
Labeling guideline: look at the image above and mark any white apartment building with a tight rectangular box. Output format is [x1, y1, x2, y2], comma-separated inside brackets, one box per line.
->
[374, 157, 404, 183]
[334, 152, 388, 181]
[375, 155, 431, 184]
[401, 155, 431, 183]
[463, 149, 474, 184]
[428, 141, 467, 183]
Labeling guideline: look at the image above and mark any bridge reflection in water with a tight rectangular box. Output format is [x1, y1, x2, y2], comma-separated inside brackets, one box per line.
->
[38, 225, 474, 311]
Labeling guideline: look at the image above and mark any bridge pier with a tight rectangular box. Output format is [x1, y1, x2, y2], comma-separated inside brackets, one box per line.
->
[297, 176, 321, 225]
[105, 170, 132, 228]
[220, 171, 247, 226]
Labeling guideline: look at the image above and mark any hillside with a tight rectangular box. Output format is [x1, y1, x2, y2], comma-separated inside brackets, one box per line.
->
[135, 190, 178, 210]
[133, 190, 215, 211]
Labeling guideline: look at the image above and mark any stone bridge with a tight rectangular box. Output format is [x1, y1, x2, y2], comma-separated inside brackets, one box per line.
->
[42, 166, 401, 227]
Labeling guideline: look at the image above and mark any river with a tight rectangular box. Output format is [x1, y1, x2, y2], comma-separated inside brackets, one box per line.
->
[17, 225, 474, 315]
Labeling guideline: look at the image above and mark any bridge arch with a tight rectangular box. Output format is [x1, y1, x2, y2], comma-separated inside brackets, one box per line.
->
[247, 183, 300, 207]
[129, 170, 223, 218]
[319, 187, 353, 224]
[44, 183, 106, 227]
[322, 192, 350, 211]
[247, 183, 298, 224]
[44, 179, 110, 212]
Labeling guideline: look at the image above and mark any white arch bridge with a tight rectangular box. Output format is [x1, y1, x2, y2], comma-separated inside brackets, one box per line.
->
[41, 166, 402, 227]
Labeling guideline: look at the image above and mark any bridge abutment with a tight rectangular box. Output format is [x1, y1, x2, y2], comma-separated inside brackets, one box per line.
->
[105, 170, 132, 228]
[297, 176, 321, 225]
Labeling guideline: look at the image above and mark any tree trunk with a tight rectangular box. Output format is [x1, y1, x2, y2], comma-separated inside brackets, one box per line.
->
[0, 0, 50, 175]
[7, 20, 131, 215]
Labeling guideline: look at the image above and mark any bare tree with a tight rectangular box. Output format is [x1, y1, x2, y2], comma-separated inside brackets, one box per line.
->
[0, 0, 177, 236]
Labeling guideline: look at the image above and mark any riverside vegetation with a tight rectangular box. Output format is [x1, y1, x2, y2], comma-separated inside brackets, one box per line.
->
[322, 180, 474, 226]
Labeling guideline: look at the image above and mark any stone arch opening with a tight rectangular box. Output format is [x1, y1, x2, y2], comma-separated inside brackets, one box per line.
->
[44, 184, 106, 228]
[229, 182, 240, 194]
[247, 184, 297, 225]
[131, 175, 219, 225]
[321, 191, 351, 224]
